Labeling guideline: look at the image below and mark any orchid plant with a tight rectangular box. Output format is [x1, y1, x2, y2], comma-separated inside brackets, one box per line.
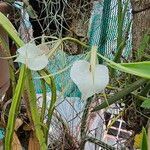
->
[15, 40, 110, 101]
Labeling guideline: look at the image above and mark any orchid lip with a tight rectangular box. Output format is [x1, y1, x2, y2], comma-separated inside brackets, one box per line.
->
[15, 43, 49, 70]
[70, 60, 109, 100]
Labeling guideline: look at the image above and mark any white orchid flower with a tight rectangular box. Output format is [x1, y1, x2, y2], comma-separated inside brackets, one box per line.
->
[15, 43, 49, 71]
[70, 46, 109, 100]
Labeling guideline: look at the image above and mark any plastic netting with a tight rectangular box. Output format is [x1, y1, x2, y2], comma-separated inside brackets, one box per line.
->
[88, 0, 132, 59]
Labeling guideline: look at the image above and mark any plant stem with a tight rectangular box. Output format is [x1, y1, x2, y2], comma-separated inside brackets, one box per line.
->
[62, 37, 89, 48]
[40, 79, 47, 123]
[44, 69, 57, 144]
[26, 69, 47, 149]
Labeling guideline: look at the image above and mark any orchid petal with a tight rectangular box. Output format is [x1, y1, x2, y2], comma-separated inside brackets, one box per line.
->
[27, 54, 49, 71]
[17, 43, 43, 58]
[15, 43, 49, 70]
[70, 60, 109, 100]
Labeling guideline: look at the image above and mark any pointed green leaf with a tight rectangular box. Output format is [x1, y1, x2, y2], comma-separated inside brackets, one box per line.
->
[97, 53, 150, 79]
[121, 62, 150, 79]
[92, 79, 147, 111]
[0, 12, 24, 47]
[141, 128, 148, 150]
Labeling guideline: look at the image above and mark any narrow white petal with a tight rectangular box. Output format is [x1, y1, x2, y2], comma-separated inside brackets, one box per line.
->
[14, 55, 25, 64]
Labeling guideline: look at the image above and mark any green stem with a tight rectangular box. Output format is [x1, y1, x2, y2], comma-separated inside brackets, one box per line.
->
[38, 70, 51, 86]
[62, 37, 89, 48]
[44, 70, 57, 144]
[26, 69, 47, 149]
[38, 69, 57, 144]
[40, 79, 47, 123]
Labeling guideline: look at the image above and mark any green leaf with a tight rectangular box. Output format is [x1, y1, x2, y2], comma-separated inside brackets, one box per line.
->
[0, 12, 26, 150]
[141, 98, 150, 109]
[97, 53, 150, 79]
[141, 128, 148, 150]
[26, 69, 47, 149]
[0, 12, 24, 47]
[121, 62, 150, 79]
[110, 61, 150, 79]
[92, 79, 147, 112]
[40, 79, 47, 123]
[113, 0, 130, 63]
[5, 65, 26, 149]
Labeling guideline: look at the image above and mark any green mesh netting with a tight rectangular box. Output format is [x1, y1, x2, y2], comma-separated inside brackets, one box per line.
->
[34, 0, 132, 98]
[88, 0, 132, 59]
